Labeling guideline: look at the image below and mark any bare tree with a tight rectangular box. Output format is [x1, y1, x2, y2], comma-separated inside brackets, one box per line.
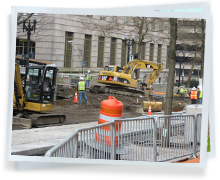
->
[76, 15, 170, 58]
[177, 19, 205, 87]
[200, 19, 205, 79]
[165, 18, 177, 115]
[163, 18, 177, 147]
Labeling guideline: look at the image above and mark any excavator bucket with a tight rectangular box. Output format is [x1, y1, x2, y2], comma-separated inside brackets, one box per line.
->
[30, 114, 66, 128]
[13, 117, 32, 129]
[12, 114, 66, 129]
[142, 100, 163, 112]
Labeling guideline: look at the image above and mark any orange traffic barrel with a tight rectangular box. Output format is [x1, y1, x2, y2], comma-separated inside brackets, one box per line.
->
[96, 96, 123, 147]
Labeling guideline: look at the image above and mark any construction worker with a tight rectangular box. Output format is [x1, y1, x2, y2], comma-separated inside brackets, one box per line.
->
[86, 70, 91, 89]
[180, 86, 184, 96]
[190, 87, 197, 104]
[197, 86, 203, 104]
[77, 77, 88, 105]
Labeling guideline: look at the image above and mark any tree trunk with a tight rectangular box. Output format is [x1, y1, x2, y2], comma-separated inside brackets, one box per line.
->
[200, 19, 205, 79]
[165, 18, 177, 115]
[187, 41, 198, 88]
[163, 18, 177, 147]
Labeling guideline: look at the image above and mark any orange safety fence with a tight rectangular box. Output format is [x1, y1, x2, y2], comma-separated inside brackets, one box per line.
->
[179, 155, 200, 163]
[152, 91, 166, 95]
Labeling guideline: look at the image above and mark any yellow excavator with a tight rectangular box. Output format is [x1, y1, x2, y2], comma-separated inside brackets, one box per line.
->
[90, 59, 163, 95]
[13, 57, 66, 128]
[89, 59, 164, 111]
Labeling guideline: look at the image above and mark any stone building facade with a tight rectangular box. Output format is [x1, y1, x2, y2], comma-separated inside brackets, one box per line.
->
[16, 14, 203, 85]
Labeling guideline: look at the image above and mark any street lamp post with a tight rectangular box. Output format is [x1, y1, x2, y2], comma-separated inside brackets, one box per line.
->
[176, 50, 186, 94]
[124, 33, 135, 63]
[22, 13, 37, 63]
[22, 13, 37, 91]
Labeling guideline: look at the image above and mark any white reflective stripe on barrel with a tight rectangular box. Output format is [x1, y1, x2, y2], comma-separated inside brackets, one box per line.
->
[99, 113, 122, 122]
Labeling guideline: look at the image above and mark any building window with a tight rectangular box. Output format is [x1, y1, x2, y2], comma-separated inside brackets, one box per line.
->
[151, 23, 155, 31]
[159, 21, 163, 32]
[149, 43, 154, 61]
[97, 36, 105, 68]
[110, 37, 116, 65]
[121, 40, 127, 66]
[124, 16, 128, 25]
[140, 42, 146, 60]
[84, 34, 92, 68]
[64, 32, 74, 68]
[100, 16, 106, 20]
[157, 44, 162, 63]
[16, 39, 35, 57]
[87, 15, 93, 18]
[112, 16, 117, 23]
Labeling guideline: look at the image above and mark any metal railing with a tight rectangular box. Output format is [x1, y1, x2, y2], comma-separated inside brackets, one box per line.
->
[57, 73, 98, 87]
[45, 114, 201, 162]
[155, 115, 195, 162]
[153, 83, 167, 93]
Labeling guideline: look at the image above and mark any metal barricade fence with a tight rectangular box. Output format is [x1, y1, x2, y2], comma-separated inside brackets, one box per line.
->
[153, 83, 167, 93]
[113, 117, 156, 161]
[155, 115, 195, 162]
[194, 114, 202, 154]
[45, 114, 201, 162]
[57, 73, 98, 87]
[45, 122, 116, 160]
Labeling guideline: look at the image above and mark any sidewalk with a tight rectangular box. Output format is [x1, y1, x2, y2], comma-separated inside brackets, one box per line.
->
[11, 121, 97, 156]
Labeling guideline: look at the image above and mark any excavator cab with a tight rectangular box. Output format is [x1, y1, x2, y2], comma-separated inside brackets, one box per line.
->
[104, 65, 123, 72]
[25, 65, 57, 105]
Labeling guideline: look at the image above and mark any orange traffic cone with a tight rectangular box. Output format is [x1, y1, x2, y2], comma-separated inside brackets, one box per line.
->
[148, 105, 152, 115]
[73, 91, 79, 103]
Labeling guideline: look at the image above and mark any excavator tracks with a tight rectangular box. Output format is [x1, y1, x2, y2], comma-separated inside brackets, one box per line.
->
[29, 113, 66, 128]
[89, 84, 145, 97]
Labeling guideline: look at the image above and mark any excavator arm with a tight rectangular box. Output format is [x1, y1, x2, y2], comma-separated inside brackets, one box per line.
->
[122, 59, 163, 89]
[14, 59, 25, 111]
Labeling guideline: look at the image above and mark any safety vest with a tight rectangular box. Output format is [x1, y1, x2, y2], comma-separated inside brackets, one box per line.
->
[198, 90, 203, 98]
[180, 88, 184, 93]
[86, 74, 91, 80]
[190, 90, 197, 99]
[78, 81, 85, 91]
[185, 89, 188, 94]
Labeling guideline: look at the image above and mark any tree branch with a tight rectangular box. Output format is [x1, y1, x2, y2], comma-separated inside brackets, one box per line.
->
[17, 13, 34, 25]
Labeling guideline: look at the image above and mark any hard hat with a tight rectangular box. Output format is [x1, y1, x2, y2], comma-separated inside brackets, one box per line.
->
[197, 86, 200, 89]
[88, 70, 90, 73]
[192, 87, 196, 90]
[79, 77, 84, 81]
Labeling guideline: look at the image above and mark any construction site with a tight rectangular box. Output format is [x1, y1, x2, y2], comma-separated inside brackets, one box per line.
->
[11, 14, 204, 163]
[13, 83, 191, 129]
[12, 59, 193, 130]
[12, 64, 202, 163]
